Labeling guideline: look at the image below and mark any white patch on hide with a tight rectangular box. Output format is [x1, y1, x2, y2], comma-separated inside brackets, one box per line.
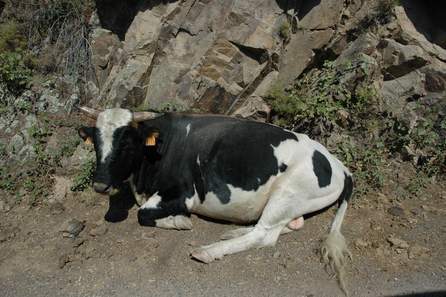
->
[140, 194, 162, 210]
[185, 123, 191, 137]
[96, 108, 133, 162]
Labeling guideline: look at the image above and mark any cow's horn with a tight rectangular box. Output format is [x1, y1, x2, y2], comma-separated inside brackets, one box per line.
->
[78, 106, 101, 119]
[133, 112, 159, 122]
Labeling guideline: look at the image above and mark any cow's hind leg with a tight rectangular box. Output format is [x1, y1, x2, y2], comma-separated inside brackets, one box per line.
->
[191, 186, 342, 263]
[220, 217, 304, 240]
[191, 191, 304, 263]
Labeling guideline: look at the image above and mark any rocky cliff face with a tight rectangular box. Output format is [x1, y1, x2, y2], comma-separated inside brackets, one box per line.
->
[87, 0, 445, 123]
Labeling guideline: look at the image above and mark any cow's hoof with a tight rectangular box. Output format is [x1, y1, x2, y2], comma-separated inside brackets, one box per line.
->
[190, 248, 215, 263]
[174, 216, 193, 230]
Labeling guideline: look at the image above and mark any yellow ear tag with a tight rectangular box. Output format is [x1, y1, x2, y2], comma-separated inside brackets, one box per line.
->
[85, 137, 93, 145]
[146, 135, 156, 146]
[145, 132, 159, 146]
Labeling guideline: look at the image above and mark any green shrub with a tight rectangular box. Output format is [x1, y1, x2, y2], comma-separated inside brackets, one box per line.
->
[266, 60, 375, 132]
[279, 20, 290, 40]
[0, 21, 27, 53]
[0, 51, 32, 94]
[71, 158, 95, 192]
[0, 20, 33, 94]
[334, 140, 386, 196]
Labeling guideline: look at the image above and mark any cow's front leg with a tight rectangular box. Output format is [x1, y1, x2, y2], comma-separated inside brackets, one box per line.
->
[137, 195, 193, 230]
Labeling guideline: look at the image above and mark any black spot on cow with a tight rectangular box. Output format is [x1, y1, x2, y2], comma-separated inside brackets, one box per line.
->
[339, 173, 353, 204]
[191, 118, 297, 204]
[312, 150, 332, 188]
[279, 163, 288, 172]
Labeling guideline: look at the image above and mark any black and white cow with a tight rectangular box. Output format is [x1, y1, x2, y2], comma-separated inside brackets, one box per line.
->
[78, 107, 353, 289]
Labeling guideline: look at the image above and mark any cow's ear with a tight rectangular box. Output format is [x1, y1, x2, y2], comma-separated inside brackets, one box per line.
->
[145, 131, 159, 146]
[78, 127, 94, 145]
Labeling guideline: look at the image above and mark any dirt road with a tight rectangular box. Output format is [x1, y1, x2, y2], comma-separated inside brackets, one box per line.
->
[1, 183, 445, 297]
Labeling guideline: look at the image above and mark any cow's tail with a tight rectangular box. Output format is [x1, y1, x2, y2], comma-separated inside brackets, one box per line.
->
[321, 172, 353, 296]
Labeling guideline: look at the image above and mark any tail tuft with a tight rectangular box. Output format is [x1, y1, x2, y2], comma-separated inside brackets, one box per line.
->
[321, 172, 353, 296]
[321, 229, 352, 296]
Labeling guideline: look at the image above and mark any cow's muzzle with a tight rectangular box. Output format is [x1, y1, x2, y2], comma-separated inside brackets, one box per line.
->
[93, 182, 112, 194]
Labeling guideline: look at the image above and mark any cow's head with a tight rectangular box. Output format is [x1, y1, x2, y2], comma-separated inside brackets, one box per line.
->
[78, 107, 159, 194]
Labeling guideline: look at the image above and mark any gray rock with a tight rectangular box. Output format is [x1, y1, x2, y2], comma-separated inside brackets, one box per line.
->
[278, 29, 334, 87]
[60, 219, 85, 238]
[16, 144, 36, 163]
[22, 114, 38, 143]
[37, 89, 63, 113]
[408, 245, 430, 259]
[7, 134, 24, 155]
[232, 95, 270, 122]
[381, 71, 426, 117]
[49, 176, 72, 202]
[354, 239, 370, 249]
[380, 39, 429, 80]
[298, 0, 344, 30]
[93, 0, 286, 111]
[388, 206, 405, 217]
[89, 223, 108, 237]
[90, 28, 122, 89]
[58, 253, 71, 269]
[63, 144, 95, 173]
[387, 235, 409, 249]
[3, 119, 19, 134]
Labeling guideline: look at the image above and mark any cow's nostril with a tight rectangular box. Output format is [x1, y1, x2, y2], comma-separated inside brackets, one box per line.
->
[93, 182, 111, 194]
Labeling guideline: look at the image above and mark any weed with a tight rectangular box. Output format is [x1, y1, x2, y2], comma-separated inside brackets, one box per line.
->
[0, 51, 33, 94]
[27, 0, 95, 79]
[0, 167, 16, 193]
[405, 172, 428, 196]
[0, 21, 27, 53]
[279, 20, 290, 40]
[53, 136, 81, 166]
[71, 158, 95, 192]
[334, 140, 386, 195]
[266, 60, 375, 133]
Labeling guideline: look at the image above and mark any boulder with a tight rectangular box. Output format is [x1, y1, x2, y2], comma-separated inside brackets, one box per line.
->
[7, 134, 24, 155]
[394, 6, 446, 62]
[90, 28, 122, 89]
[232, 95, 271, 122]
[91, 0, 285, 112]
[298, 0, 344, 30]
[278, 29, 334, 87]
[379, 39, 429, 80]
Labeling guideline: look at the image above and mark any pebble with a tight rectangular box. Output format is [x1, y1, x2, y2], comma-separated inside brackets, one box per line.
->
[387, 235, 409, 249]
[89, 224, 108, 237]
[49, 201, 65, 215]
[0, 200, 11, 213]
[388, 206, 405, 217]
[0, 230, 8, 243]
[408, 245, 430, 259]
[60, 219, 85, 238]
[355, 239, 370, 249]
[187, 240, 198, 247]
[72, 238, 85, 248]
[58, 254, 71, 269]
